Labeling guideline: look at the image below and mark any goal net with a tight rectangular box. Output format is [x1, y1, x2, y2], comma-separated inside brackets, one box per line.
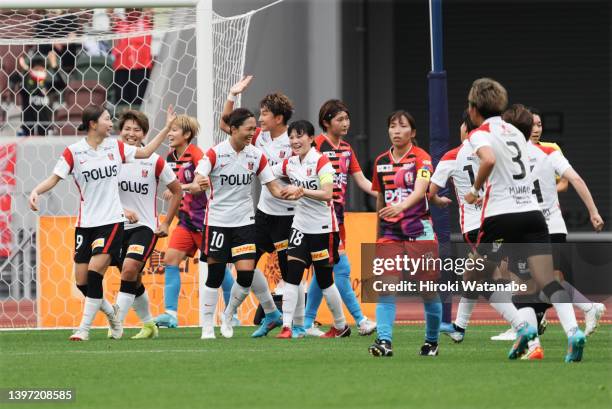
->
[0, 4, 281, 329]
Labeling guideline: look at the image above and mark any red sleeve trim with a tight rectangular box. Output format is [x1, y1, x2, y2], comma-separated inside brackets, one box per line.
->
[281, 158, 289, 176]
[206, 148, 217, 170]
[314, 134, 325, 151]
[117, 140, 126, 163]
[440, 146, 461, 161]
[62, 148, 74, 172]
[155, 156, 165, 179]
[316, 154, 330, 173]
[348, 146, 363, 174]
[371, 156, 381, 192]
[467, 123, 491, 140]
[534, 144, 556, 156]
[256, 153, 268, 176]
[252, 127, 262, 146]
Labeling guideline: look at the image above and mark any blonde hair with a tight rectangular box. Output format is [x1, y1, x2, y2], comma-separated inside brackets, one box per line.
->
[468, 78, 508, 119]
[170, 115, 200, 142]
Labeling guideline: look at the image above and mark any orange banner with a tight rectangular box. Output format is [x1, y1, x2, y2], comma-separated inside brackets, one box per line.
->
[37, 213, 378, 328]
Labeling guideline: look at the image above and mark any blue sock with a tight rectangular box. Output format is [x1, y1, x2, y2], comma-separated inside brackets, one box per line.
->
[375, 295, 396, 342]
[334, 254, 364, 324]
[164, 265, 181, 312]
[304, 272, 323, 329]
[424, 296, 442, 343]
[221, 266, 234, 308]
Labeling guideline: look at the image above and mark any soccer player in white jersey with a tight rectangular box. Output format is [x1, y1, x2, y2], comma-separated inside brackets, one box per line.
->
[29, 104, 175, 341]
[271, 120, 349, 339]
[110, 110, 182, 339]
[220, 76, 292, 337]
[194, 108, 293, 339]
[463, 78, 585, 362]
[499, 104, 605, 359]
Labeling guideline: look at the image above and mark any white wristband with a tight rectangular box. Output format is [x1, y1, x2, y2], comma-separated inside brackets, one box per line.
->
[470, 186, 480, 197]
[227, 93, 237, 103]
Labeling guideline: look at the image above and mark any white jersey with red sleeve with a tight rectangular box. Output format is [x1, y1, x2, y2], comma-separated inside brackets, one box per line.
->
[526, 141, 571, 234]
[431, 141, 482, 233]
[118, 152, 177, 232]
[273, 147, 338, 234]
[196, 140, 276, 227]
[53, 137, 137, 227]
[466, 116, 540, 219]
[252, 128, 296, 216]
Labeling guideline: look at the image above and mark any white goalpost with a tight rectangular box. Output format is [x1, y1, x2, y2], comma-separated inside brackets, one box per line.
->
[0, 0, 282, 329]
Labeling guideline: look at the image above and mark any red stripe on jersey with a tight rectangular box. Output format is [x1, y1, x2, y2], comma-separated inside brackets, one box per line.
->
[117, 140, 126, 163]
[206, 148, 216, 170]
[467, 123, 491, 140]
[316, 155, 330, 173]
[256, 154, 268, 176]
[62, 148, 74, 172]
[476, 184, 492, 245]
[155, 156, 165, 179]
[102, 223, 120, 253]
[440, 145, 461, 161]
[534, 143, 557, 156]
[252, 127, 262, 146]
[281, 158, 289, 176]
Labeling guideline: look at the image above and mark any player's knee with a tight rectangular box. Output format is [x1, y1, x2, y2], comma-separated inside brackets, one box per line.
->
[236, 270, 254, 287]
[121, 259, 142, 281]
[164, 249, 182, 266]
[206, 263, 226, 288]
[286, 259, 306, 286]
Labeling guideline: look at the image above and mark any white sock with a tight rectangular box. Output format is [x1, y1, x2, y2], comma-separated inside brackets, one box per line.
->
[561, 281, 593, 312]
[116, 292, 135, 324]
[294, 282, 306, 327]
[489, 291, 523, 330]
[100, 298, 114, 316]
[282, 283, 299, 328]
[553, 302, 579, 336]
[252, 268, 277, 314]
[322, 284, 346, 330]
[224, 283, 250, 319]
[133, 290, 153, 324]
[79, 297, 102, 331]
[455, 297, 477, 329]
[202, 286, 219, 328]
[518, 307, 541, 348]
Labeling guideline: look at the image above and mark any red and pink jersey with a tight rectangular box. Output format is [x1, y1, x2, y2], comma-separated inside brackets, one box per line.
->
[167, 144, 206, 232]
[196, 140, 276, 227]
[53, 138, 137, 228]
[118, 153, 176, 232]
[314, 134, 362, 225]
[372, 145, 433, 240]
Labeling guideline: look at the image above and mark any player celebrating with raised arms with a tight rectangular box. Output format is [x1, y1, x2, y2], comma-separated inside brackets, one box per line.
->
[194, 108, 291, 339]
[220, 76, 290, 338]
[29, 104, 175, 341]
[464, 78, 584, 362]
[304, 99, 377, 337]
[154, 114, 236, 329]
[272, 120, 349, 339]
[368, 110, 443, 357]
[111, 110, 182, 339]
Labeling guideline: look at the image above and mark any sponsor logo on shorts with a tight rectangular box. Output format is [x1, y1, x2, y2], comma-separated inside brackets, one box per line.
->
[92, 238, 105, 249]
[127, 244, 145, 255]
[311, 249, 330, 261]
[274, 240, 289, 252]
[231, 243, 256, 257]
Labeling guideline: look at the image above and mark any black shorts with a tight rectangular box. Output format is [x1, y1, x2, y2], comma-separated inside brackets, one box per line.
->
[287, 227, 340, 266]
[463, 229, 479, 246]
[112, 226, 158, 268]
[477, 211, 551, 263]
[255, 209, 293, 254]
[74, 222, 124, 264]
[202, 224, 256, 264]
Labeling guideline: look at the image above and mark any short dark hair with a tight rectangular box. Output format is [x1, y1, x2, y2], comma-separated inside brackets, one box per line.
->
[288, 120, 315, 138]
[502, 104, 533, 140]
[318, 99, 350, 131]
[260, 93, 294, 125]
[30, 56, 46, 68]
[78, 105, 107, 132]
[119, 110, 150, 135]
[222, 108, 255, 130]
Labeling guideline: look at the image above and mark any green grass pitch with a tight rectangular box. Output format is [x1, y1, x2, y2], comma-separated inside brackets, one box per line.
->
[1, 325, 610, 409]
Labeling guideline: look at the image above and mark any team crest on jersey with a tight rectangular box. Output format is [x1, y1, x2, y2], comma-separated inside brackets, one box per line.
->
[248, 161, 254, 171]
[142, 169, 148, 178]
[108, 153, 114, 161]
[279, 150, 286, 159]
[91, 238, 105, 250]
[306, 168, 312, 176]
